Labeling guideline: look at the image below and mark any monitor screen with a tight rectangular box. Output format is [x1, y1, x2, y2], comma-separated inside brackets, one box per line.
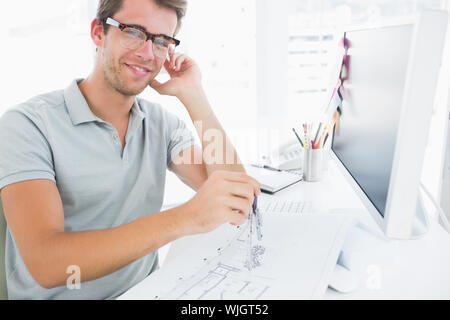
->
[332, 25, 413, 217]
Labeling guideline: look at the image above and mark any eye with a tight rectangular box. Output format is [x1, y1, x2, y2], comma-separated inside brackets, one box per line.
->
[153, 36, 170, 48]
[123, 27, 145, 40]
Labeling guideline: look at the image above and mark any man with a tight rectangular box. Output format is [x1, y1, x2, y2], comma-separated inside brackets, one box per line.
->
[0, 0, 260, 299]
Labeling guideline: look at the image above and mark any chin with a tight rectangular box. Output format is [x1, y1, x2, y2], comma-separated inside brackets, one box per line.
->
[115, 77, 150, 96]
[117, 85, 147, 97]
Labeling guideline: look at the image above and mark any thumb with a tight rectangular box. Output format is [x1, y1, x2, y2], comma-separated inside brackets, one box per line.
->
[150, 78, 170, 95]
[150, 78, 176, 96]
[150, 78, 163, 90]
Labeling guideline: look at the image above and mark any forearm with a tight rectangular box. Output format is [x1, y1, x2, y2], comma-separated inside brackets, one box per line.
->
[31, 206, 188, 289]
[179, 88, 245, 175]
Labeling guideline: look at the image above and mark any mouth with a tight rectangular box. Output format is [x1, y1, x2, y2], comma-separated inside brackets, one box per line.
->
[124, 63, 151, 77]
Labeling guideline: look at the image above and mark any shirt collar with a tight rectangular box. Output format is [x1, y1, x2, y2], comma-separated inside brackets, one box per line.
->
[131, 98, 146, 121]
[64, 79, 146, 126]
[64, 79, 100, 126]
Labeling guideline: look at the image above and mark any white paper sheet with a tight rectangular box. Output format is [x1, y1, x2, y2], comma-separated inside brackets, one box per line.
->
[134, 213, 356, 300]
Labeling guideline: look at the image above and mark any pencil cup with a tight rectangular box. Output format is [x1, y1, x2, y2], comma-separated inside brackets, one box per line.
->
[322, 147, 330, 172]
[303, 148, 324, 182]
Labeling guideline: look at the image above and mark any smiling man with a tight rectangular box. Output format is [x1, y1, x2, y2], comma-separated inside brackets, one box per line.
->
[0, 0, 260, 299]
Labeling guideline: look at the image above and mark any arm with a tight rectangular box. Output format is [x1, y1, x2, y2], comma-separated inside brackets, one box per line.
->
[169, 145, 208, 191]
[1, 180, 187, 289]
[151, 54, 246, 180]
[1, 172, 260, 289]
[179, 86, 245, 175]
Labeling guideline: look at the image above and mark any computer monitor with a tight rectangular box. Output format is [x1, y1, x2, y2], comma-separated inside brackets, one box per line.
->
[437, 90, 450, 233]
[331, 10, 448, 239]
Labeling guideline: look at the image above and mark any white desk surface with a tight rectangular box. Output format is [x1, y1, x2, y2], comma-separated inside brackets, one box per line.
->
[120, 160, 450, 300]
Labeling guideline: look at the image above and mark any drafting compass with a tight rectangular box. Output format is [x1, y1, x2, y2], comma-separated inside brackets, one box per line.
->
[246, 196, 263, 271]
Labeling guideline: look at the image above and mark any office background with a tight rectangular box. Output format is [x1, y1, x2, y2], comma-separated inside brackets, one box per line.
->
[1, 0, 450, 231]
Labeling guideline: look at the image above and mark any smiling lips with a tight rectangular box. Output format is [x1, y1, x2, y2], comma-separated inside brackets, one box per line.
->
[125, 63, 151, 77]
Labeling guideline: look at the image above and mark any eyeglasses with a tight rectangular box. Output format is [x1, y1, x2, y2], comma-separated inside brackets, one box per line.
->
[104, 17, 180, 58]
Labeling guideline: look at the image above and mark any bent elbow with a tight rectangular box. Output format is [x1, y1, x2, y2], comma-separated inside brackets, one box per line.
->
[31, 270, 63, 290]
[25, 261, 68, 290]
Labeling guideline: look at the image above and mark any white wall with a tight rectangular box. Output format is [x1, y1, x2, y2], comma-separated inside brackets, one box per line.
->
[0, 1, 261, 208]
[2, 1, 450, 222]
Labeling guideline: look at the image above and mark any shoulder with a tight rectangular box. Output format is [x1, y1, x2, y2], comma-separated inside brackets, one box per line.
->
[1, 90, 65, 123]
[0, 89, 66, 136]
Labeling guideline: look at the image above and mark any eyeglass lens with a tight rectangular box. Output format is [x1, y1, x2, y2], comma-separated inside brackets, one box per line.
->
[120, 27, 175, 58]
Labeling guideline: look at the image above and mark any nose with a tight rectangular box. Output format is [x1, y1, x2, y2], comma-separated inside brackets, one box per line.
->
[134, 39, 155, 61]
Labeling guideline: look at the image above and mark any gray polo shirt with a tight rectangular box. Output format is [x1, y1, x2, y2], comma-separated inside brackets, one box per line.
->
[0, 79, 197, 299]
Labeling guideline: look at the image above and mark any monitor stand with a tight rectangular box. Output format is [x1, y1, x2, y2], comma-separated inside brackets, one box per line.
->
[326, 194, 429, 294]
[328, 263, 359, 293]
[411, 193, 429, 238]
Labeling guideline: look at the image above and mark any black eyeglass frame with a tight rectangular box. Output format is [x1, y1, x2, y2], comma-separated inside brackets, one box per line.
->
[104, 17, 181, 47]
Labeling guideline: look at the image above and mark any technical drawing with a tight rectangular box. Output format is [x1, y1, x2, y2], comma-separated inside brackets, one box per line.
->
[160, 223, 274, 300]
[176, 263, 269, 300]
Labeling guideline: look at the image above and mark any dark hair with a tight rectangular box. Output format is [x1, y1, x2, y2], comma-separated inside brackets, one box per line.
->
[97, 0, 187, 35]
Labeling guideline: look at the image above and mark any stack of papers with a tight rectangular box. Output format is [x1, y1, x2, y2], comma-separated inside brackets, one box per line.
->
[244, 164, 302, 194]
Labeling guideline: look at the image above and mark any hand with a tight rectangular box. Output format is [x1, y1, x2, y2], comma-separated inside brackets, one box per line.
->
[150, 53, 202, 98]
[182, 170, 261, 235]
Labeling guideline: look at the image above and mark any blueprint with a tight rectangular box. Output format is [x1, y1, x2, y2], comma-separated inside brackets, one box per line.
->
[157, 212, 355, 300]
[161, 225, 274, 300]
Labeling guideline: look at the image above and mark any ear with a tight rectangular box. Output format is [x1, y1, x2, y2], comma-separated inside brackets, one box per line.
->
[90, 18, 105, 49]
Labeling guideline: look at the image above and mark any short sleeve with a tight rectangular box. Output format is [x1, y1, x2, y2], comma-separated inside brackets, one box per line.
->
[0, 108, 55, 191]
[165, 112, 198, 168]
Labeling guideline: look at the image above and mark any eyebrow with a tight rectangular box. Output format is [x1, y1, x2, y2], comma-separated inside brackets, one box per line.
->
[126, 23, 172, 38]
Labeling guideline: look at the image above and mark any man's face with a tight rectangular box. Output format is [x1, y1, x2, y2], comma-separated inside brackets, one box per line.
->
[100, 0, 178, 96]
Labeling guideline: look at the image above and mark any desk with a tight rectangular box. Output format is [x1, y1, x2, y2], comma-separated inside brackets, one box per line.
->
[119, 160, 450, 300]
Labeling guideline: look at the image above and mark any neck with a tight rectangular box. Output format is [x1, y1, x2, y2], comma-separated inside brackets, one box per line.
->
[78, 69, 134, 125]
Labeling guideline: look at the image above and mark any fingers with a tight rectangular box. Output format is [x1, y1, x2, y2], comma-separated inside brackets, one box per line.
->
[216, 171, 261, 196]
[228, 212, 248, 226]
[226, 197, 251, 218]
[226, 210, 250, 226]
[149, 79, 162, 90]
[220, 172, 261, 226]
[149, 78, 171, 96]
[227, 181, 254, 206]
[168, 53, 187, 72]
[175, 55, 185, 71]
[168, 45, 175, 59]
[226, 183, 256, 226]
[163, 58, 171, 72]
